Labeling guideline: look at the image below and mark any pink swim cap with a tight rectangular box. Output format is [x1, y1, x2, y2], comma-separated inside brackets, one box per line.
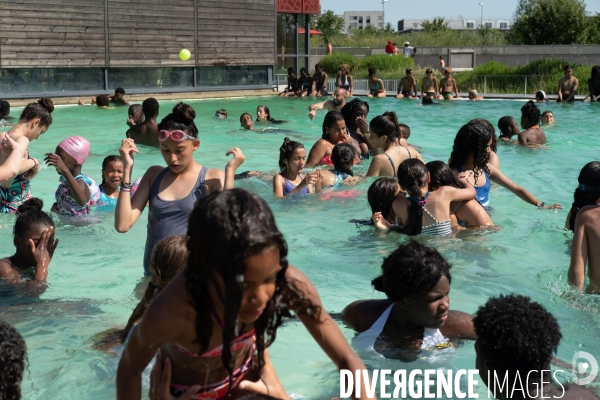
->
[57, 136, 90, 165]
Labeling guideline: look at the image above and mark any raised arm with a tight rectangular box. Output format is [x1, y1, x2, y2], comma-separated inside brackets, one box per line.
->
[224, 148, 245, 190]
[568, 210, 588, 291]
[308, 101, 326, 120]
[286, 265, 373, 399]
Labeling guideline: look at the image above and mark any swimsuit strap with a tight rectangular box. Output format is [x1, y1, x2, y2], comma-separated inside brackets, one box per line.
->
[210, 306, 225, 329]
[421, 205, 440, 224]
[405, 146, 411, 159]
[451, 201, 463, 214]
[384, 153, 396, 176]
[408, 192, 429, 206]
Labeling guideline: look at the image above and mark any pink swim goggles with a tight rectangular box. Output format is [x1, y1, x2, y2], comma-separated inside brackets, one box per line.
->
[157, 130, 195, 141]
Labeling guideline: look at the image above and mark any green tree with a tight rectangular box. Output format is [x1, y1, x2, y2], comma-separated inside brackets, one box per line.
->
[421, 17, 450, 33]
[316, 10, 344, 39]
[382, 22, 395, 33]
[588, 13, 600, 42]
[508, 0, 591, 44]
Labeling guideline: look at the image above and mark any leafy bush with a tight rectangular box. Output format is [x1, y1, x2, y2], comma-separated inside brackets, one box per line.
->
[319, 53, 360, 74]
[359, 55, 415, 72]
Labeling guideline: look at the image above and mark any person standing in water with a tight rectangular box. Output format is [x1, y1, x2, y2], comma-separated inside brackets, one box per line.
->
[0, 98, 54, 213]
[557, 65, 578, 102]
[308, 88, 347, 120]
[115, 102, 245, 276]
[126, 98, 159, 147]
[273, 138, 318, 197]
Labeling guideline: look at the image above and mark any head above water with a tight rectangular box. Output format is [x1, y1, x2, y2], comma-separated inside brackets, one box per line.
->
[473, 294, 561, 381]
[0, 320, 26, 400]
[278, 137, 305, 174]
[101, 155, 124, 186]
[0, 100, 10, 118]
[497, 116, 518, 136]
[215, 109, 227, 118]
[367, 177, 400, 217]
[520, 100, 541, 128]
[567, 161, 600, 231]
[340, 98, 369, 129]
[541, 110, 554, 126]
[372, 240, 452, 328]
[398, 123, 411, 139]
[332, 88, 348, 106]
[449, 122, 492, 178]
[469, 118, 497, 153]
[96, 94, 110, 107]
[256, 105, 274, 122]
[158, 102, 198, 138]
[331, 143, 356, 176]
[128, 104, 143, 124]
[369, 111, 400, 144]
[142, 97, 159, 119]
[57, 136, 90, 166]
[13, 198, 55, 267]
[322, 111, 346, 141]
[19, 98, 54, 136]
[115, 87, 125, 96]
[426, 160, 461, 191]
[240, 113, 254, 130]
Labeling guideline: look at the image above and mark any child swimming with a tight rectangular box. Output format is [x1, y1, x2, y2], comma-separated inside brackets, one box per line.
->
[366, 111, 415, 177]
[566, 161, 600, 231]
[372, 158, 476, 236]
[273, 137, 318, 197]
[367, 177, 404, 224]
[45, 136, 100, 217]
[497, 116, 520, 142]
[342, 241, 475, 361]
[256, 105, 285, 124]
[97, 155, 125, 206]
[316, 143, 359, 188]
[306, 111, 356, 168]
[116, 189, 369, 398]
[0, 133, 23, 183]
[0, 198, 58, 282]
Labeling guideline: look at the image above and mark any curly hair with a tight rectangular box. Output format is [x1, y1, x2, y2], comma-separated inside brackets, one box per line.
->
[469, 118, 497, 153]
[95, 95, 110, 107]
[0, 100, 10, 119]
[449, 122, 491, 184]
[331, 143, 356, 176]
[340, 98, 369, 129]
[568, 161, 600, 231]
[142, 98, 159, 118]
[521, 100, 541, 127]
[372, 240, 452, 301]
[158, 102, 198, 137]
[0, 320, 26, 400]
[184, 189, 320, 393]
[369, 111, 400, 143]
[367, 177, 399, 218]
[278, 137, 305, 174]
[473, 294, 561, 376]
[19, 98, 53, 127]
[397, 159, 429, 235]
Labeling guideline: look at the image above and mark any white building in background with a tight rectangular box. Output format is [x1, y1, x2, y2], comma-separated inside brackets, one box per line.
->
[343, 11, 384, 33]
[397, 18, 513, 32]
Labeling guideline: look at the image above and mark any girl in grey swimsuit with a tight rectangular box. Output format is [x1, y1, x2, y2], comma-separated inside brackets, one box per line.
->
[366, 112, 412, 177]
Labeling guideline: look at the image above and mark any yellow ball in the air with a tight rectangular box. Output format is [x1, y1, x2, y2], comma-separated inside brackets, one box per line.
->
[179, 49, 191, 61]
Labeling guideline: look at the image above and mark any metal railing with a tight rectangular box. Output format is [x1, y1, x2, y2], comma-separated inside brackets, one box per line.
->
[274, 74, 560, 96]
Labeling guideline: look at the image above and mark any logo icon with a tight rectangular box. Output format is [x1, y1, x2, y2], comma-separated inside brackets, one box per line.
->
[572, 352, 598, 385]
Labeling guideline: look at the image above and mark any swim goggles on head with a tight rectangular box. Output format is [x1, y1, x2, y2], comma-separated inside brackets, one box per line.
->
[579, 184, 600, 192]
[157, 130, 195, 141]
[215, 113, 222, 117]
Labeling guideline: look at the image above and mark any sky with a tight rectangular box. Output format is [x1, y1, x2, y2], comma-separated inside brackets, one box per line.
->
[319, 0, 600, 26]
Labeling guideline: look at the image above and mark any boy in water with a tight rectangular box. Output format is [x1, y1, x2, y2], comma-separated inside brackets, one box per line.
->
[311, 63, 328, 97]
[308, 88, 347, 120]
[396, 69, 417, 99]
[126, 97, 159, 147]
[439, 68, 459, 100]
[583, 65, 600, 102]
[468, 89, 484, 100]
[557, 65, 578, 102]
[569, 202, 600, 293]
[474, 294, 599, 400]
[126, 105, 143, 128]
[111, 88, 129, 105]
[517, 100, 546, 145]
[421, 68, 439, 98]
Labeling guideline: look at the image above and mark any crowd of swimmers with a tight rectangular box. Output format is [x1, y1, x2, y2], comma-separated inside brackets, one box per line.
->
[1, 79, 600, 399]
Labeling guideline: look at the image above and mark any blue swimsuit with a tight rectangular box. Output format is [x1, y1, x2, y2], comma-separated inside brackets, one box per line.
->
[282, 175, 308, 196]
[458, 166, 490, 207]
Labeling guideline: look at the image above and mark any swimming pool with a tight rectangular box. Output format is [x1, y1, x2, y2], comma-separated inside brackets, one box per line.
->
[1, 97, 599, 399]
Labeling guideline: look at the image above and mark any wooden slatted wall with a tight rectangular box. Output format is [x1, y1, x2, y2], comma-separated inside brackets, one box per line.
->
[0, 0, 106, 67]
[0, 0, 276, 68]
[197, 0, 276, 66]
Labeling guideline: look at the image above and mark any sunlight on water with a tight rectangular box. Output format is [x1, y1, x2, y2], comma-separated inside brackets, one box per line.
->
[1, 97, 599, 398]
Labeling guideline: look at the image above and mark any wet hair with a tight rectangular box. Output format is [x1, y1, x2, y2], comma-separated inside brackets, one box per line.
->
[256, 105, 284, 124]
[128, 104, 142, 116]
[287, 67, 296, 75]
[372, 240, 452, 301]
[331, 143, 356, 176]
[0, 100, 10, 119]
[278, 137, 305, 174]
[449, 122, 492, 184]
[158, 102, 198, 137]
[340, 98, 369, 129]
[184, 189, 319, 391]
[120, 235, 188, 342]
[115, 87, 125, 95]
[368, 67, 377, 77]
[369, 111, 400, 143]
[13, 198, 54, 240]
[469, 118, 497, 152]
[142, 97, 159, 118]
[240, 113, 252, 129]
[321, 111, 345, 140]
[397, 159, 429, 235]
[215, 109, 227, 117]
[96, 94, 110, 107]
[368, 177, 399, 217]
[591, 65, 600, 78]
[0, 320, 26, 400]
[541, 110, 554, 125]
[101, 155, 123, 185]
[19, 98, 54, 127]
[398, 123, 411, 139]
[426, 161, 461, 190]
[521, 100, 541, 126]
[468, 89, 478, 98]
[564, 65, 572, 72]
[567, 161, 600, 231]
[473, 294, 561, 377]
[497, 116, 516, 136]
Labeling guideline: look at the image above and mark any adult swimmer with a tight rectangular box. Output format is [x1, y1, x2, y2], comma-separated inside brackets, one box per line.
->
[448, 122, 560, 209]
[127, 98, 159, 147]
[372, 159, 476, 236]
[426, 161, 493, 228]
[308, 88, 347, 120]
[340, 98, 375, 157]
[306, 111, 358, 168]
[366, 112, 416, 177]
[116, 189, 371, 399]
[342, 241, 475, 361]
[0, 98, 54, 213]
[115, 102, 246, 276]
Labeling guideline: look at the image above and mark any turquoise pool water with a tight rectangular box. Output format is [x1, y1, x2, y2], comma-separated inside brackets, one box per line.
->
[1, 97, 599, 399]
